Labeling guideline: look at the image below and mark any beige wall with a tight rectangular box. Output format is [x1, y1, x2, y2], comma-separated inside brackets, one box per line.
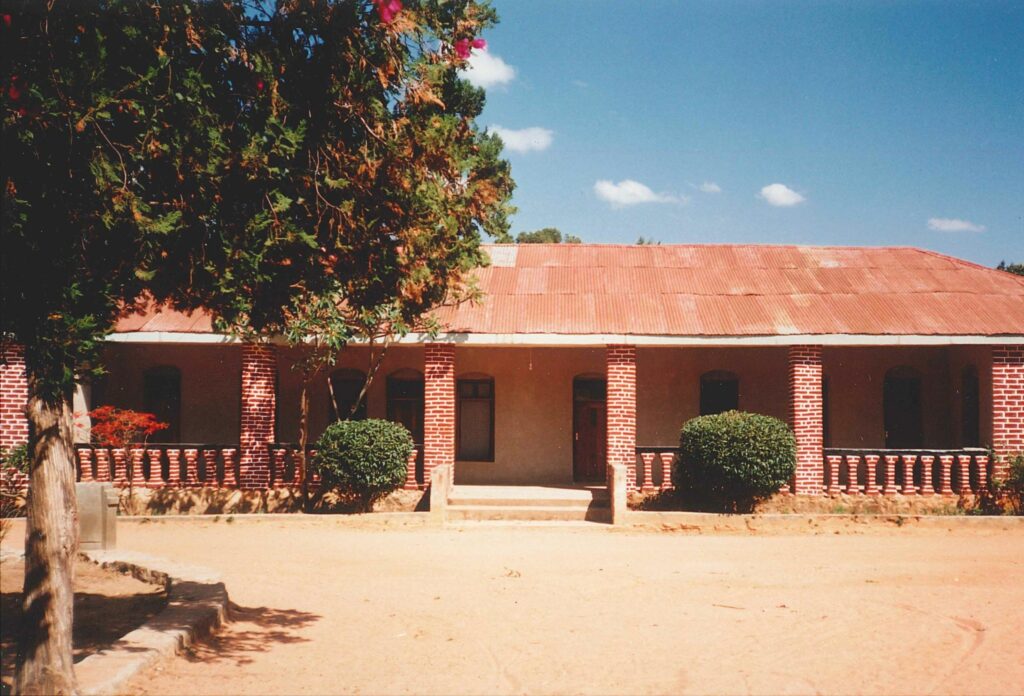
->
[823, 346, 992, 448]
[96, 341, 996, 481]
[636, 347, 790, 447]
[97, 344, 241, 443]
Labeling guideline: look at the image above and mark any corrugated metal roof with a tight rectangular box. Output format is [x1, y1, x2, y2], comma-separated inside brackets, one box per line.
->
[114, 244, 1024, 337]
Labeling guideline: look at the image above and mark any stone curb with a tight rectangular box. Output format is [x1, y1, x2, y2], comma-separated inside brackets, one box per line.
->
[623, 510, 1024, 533]
[74, 550, 229, 696]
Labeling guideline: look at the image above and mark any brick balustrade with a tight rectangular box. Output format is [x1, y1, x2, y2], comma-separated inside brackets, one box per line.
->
[606, 345, 637, 491]
[789, 345, 824, 495]
[424, 343, 455, 486]
[239, 343, 276, 489]
[1, 343, 29, 452]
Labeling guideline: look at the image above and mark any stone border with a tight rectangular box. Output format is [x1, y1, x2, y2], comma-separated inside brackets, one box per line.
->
[622, 510, 1024, 533]
[74, 550, 229, 696]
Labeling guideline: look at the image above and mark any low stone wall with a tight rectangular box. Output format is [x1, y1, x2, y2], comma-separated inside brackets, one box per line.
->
[116, 486, 427, 516]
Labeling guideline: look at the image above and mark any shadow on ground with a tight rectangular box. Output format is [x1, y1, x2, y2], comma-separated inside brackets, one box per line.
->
[178, 603, 321, 666]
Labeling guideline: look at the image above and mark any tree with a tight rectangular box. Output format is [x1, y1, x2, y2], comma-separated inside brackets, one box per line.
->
[2, 1, 511, 691]
[636, 236, 661, 245]
[996, 261, 1024, 277]
[515, 227, 581, 244]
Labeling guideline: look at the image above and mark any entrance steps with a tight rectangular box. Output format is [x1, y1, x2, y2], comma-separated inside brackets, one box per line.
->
[446, 485, 610, 523]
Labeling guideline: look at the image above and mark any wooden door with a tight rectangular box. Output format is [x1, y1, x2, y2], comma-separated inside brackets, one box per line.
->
[884, 373, 923, 448]
[573, 380, 607, 482]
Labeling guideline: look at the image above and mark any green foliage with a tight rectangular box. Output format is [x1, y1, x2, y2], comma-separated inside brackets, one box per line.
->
[990, 455, 1024, 515]
[636, 236, 661, 245]
[515, 228, 581, 244]
[996, 261, 1024, 277]
[2, 0, 514, 398]
[1, 444, 31, 473]
[313, 419, 412, 512]
[673, 411, 796, 512]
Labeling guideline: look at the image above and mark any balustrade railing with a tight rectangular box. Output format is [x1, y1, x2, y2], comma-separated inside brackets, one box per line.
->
[635, 446, 676, 492]
[267, 442, 424, 490]
[822, 448, 991, 496]
[74, 443, 239, 488]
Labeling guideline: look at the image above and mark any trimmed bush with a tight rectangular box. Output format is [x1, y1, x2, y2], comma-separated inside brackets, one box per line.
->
[673, 411, 796, 512]
[313, 419, 413, 512]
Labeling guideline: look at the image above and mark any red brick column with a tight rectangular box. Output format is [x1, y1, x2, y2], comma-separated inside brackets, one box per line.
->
[992, 345, 1024, 482]
[789, 345, 824, 495]
[606, 345, 637, 491]
[1, 344, 30, 451]
[240, 343, 276, 489]
[424, 343, 455, 486]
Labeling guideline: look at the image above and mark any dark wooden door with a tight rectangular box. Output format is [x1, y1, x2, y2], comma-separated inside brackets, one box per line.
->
[573, 398, 606, 482]
[884, 375, 923, 448]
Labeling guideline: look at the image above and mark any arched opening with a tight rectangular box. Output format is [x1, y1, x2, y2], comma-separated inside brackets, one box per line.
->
[387, 369, 424, 443]
[572, 375, 606, 482]
[883, 366, 923, 448]
[700, 370, 739, 416]
[457, 373, 494, 461]
[961, 365, 980, 447]
[143, 366, 181, 442]
[329, 368, 368, 421]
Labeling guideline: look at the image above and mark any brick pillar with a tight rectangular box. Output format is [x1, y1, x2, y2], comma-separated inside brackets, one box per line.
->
[240, 343, 276, 489]
[424, 344, 455, 486]
[606, 345, 637, 491]
[789, 345, 824, 495]
[1, 344, 30, 451]
[992, 346, 1024, 482]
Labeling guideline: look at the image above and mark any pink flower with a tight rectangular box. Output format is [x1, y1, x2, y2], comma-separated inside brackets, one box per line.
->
[256, 80, 265, 92]
[454, 38, 471, 59]
[471, 38, 486, 50]
[374, 0, 402, 24]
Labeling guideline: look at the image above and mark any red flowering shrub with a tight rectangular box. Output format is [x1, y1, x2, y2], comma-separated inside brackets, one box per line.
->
[88, 406, 168, 448]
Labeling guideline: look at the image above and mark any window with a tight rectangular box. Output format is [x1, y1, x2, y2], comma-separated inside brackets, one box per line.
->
[329, 369, 367, 421]
[143, 366, 181, 442]
[700, 370, 739, 416]
[458, 378, 494, 461]
[883, 366, 923, 448]
[387, 370, 424, 443]
[961, 366, 980, 447]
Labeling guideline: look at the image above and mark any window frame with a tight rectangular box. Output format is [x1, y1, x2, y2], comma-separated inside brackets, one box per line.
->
[456, 377, 495, 462]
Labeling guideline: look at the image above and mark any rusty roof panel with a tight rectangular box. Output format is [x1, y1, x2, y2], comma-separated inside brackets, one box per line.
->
[115, 245, 1024, 337]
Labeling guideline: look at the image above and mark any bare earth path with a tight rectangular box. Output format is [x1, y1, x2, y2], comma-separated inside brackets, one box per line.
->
[5, 517, 1024, 695]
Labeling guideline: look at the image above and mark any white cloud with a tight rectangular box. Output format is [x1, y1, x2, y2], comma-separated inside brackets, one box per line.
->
[594, 179, 681, 208]
[489, 126, 554, 153]
[572, 79, 589, 89]
[699, 181, 722, 194]
[758, 183, 805, 207]
[927, 217, 986, 233]
[461, 50, 516, 89]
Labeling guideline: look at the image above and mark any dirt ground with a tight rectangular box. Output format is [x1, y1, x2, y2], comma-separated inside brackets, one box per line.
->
[2, 517, 1023, 696]
[0, 555, 166, 693]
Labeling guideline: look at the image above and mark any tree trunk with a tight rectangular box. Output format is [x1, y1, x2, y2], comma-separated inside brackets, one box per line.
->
[15, 378, 79, 696]
[298, 379, 310, 514]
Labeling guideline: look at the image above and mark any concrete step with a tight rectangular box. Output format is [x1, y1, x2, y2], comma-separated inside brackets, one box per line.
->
[446, 504, 611, 523]
[448, 485, 608, 509]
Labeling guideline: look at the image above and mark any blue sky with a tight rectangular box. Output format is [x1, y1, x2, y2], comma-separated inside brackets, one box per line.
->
[462, 1, 1023, 266]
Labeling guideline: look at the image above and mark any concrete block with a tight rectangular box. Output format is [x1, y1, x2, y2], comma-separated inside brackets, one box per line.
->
[78, 482, 118, 550]
[607, 463, 627, 525]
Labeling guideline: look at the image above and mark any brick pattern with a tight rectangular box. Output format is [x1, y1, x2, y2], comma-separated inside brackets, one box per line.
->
[1, 344, 29, 452]
[606, 345, 637, 490]
[789, 345, 824, 495]
[992, 345, 1024, 481]
[240, 344, 276, 489]
[424, 344, 455, 485]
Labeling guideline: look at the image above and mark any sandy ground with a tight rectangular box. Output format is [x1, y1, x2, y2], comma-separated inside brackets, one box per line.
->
[0, 555, 166, 693]
[2, 517, 1023, 696]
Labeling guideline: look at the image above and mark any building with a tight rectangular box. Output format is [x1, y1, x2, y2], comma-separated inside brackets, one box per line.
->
[2, 244, 1023, 496]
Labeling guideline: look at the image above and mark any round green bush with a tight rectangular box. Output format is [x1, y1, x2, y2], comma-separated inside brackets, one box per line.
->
[673, 411, 796, 512]
[313, 419, 413, 512]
